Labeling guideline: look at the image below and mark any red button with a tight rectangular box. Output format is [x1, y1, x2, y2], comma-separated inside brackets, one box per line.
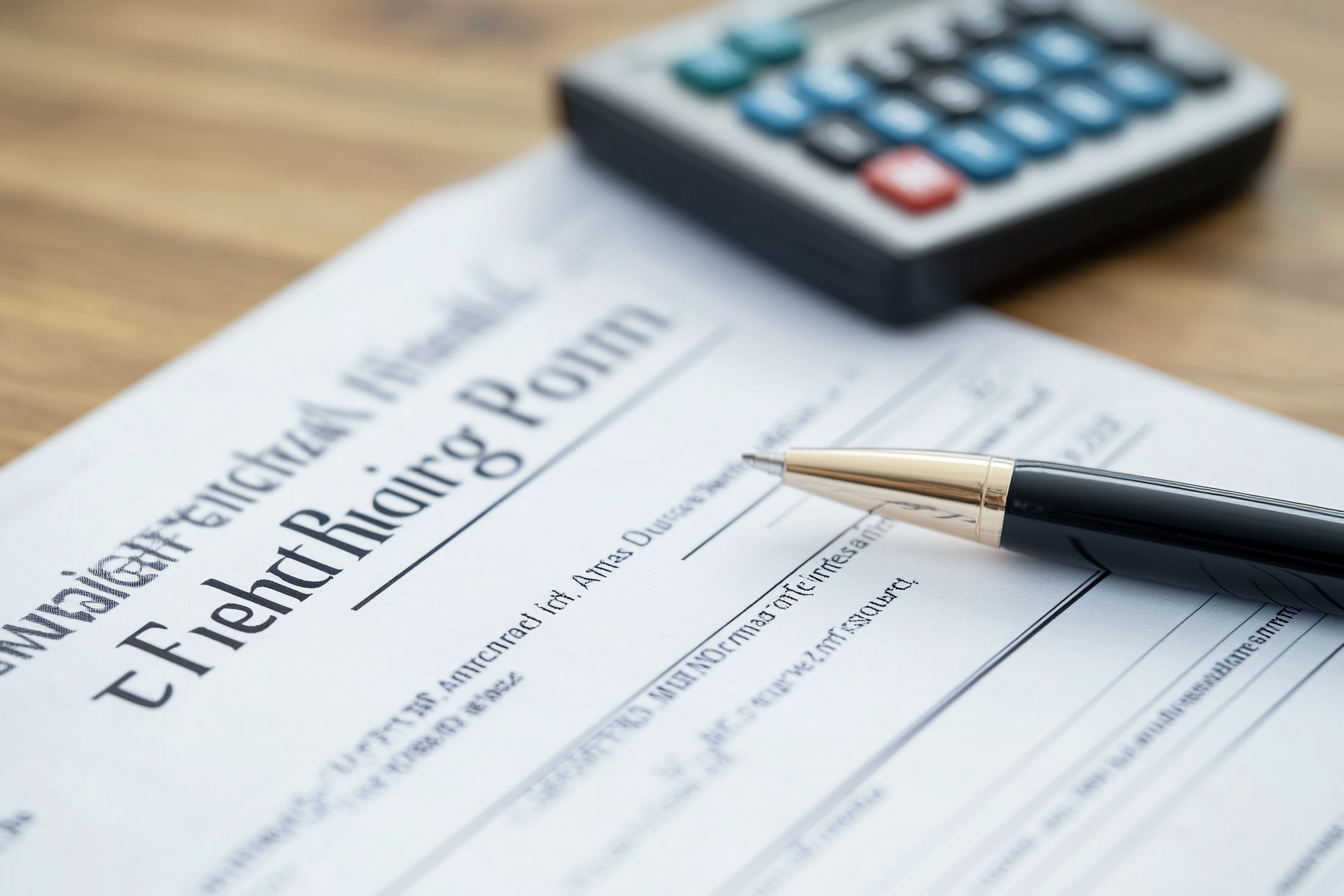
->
[862, 147, 963, 212]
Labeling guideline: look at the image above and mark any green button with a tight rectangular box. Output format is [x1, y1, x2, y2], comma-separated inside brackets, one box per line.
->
[674, 46, 753, 94]
[727, 19, 806, 65]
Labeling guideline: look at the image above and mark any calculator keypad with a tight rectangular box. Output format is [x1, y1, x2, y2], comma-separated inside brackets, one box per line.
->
[852, 43, 918, 87]
[914, 70, 992, 117]
[904, 23, 966, 66]
[862, 147, 963, 210]
[966, 47, 1047, 95]
[1040, 78, 1126, 132]
[860, 94, 943, 144]
[727, 20, 806, 64]
[802, 116, 883, 169]
[674, 46, 753, 94]
[1096, 55, 1179, 109]
[793, 64, 876, 111]
[1069, 0, 1151, 49]
[1151, 30, 1230, 88]
[956, 2, 1016, 45]
[928, 121, 1022, 180]
[985, 99, 1075, 155]
[1018, 23, 1103, 74]
[738, 84, 817, 135]
[670, 0, 1226, 214]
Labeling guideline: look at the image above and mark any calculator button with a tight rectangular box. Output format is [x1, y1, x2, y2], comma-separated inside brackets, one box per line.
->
[801, 116, 883, 169]
[914, 70, 992, 117]
[1003, 0, 1068, 21]
[904, 23, 965, 66]
[956, 2, 1016, 45]
[966, 47, 1046, 95]
[1067, 0, 1151, 49]
[792, 65, 876, 111]
[738, 84, 817, 135]
[1095, 55, 1179, 110]
[927, 121, 1022, 180]
[1038, 77, 1126, 133]
[863, 147, 963, 211]
[1018, 22, 1103, 74]
[852, 43, 918, 88]
[727, 19, 806, 65]
[985, 99, 1074, 154]
[1151, 30, 1230, 89]
[674, 46, 753, 94]
[859, 93, 943, 144]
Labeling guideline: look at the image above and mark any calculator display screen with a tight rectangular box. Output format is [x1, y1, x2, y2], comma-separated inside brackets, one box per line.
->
[799, 0, 924, 37]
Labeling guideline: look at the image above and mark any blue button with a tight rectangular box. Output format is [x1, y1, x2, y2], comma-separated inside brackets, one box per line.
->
[927, 121, 1022, 180]
[859, 93, 942, 143]
[1018, 23, 1103, 74]
[791, 64, 875, 111]
[728, 19, 806, 65]
[986, 100, 1074, 155]
[966, 47, 1046, 95]
[1096, 55, 1180, 111]
[1039, 78, 1126, 133]
[738, 84, 817, 135]
[674, 46, 753, 94]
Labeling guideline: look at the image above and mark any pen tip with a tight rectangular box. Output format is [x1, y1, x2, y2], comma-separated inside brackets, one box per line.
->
[742, 452, 785, 476]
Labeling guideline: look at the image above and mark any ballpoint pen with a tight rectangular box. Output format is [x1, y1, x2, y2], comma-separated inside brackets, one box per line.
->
[742, 448, 1344, 614]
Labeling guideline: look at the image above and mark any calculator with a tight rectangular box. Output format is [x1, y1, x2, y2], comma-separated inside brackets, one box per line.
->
[558, 0, 1285, 323]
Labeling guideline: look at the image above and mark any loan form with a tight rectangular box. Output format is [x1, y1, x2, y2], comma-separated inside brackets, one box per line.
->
[2, 145, 1344, 896]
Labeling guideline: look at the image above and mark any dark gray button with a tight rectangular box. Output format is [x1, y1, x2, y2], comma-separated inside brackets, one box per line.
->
[956, 2, 1016, 44]
[1004, 0, 1068, 20]
[852, 43, 918, 87]
[1151, 29, 1230, 88]
[913, 69, 992, 117]
[801, 116, 883, 169]
[904, 22, 965, 65]
[1068, 0, 1151, 48]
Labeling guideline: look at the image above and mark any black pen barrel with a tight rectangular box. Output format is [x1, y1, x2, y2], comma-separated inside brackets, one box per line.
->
[1000, 462, 1344, 614]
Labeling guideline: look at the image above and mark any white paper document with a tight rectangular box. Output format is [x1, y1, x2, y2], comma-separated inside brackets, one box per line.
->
[5, 145, 1344, 896]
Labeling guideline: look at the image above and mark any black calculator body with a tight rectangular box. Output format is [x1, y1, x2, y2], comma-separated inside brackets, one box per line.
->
[558, 0, 1285, 324]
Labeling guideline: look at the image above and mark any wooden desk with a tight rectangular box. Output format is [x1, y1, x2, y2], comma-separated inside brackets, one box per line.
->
[2, 0, 1341, 465]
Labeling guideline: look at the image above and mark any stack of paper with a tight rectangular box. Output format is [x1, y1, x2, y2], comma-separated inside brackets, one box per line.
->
[2, 145, 1342, 896]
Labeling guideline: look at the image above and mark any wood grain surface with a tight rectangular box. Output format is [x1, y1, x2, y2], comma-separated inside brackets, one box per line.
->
[2, 0, 1342, 466]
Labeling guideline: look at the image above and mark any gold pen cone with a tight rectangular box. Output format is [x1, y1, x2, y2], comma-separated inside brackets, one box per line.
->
[742, 449, 1014, 546]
